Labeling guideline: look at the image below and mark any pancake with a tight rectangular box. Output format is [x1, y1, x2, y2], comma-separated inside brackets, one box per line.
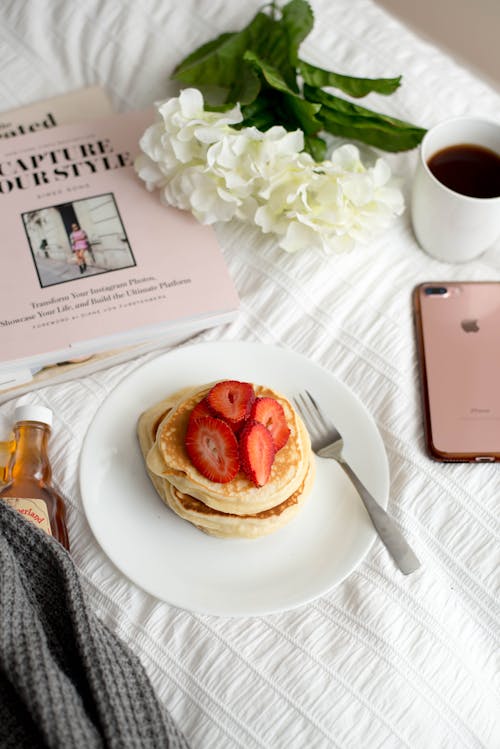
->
[146, 383, 311, 515]
[137, 383, 315, 538]
[162, 463, 315, 539]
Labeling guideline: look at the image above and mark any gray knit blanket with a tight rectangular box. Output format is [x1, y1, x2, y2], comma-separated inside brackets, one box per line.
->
[0, 502, 189, 749]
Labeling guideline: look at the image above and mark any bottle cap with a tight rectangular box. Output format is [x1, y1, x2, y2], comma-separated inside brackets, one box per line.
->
[14, 405, 53, 427]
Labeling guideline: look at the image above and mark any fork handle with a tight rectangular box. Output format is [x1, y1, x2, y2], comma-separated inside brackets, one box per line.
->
[321, 450, 420, 574]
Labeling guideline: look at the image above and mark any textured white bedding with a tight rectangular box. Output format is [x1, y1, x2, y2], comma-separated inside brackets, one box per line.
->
[1, 1, 499, 747]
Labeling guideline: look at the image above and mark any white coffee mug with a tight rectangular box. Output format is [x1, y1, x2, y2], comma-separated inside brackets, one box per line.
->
[411, 116, 500, 262]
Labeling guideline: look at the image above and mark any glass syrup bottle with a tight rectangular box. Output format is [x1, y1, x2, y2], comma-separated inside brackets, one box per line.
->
[0, 405, 70, 551]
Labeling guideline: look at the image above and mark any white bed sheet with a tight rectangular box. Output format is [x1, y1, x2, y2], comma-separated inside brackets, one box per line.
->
[1, 1, 499, 747]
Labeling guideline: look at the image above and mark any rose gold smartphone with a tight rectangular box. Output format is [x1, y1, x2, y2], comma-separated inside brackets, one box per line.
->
[413, 282, 500, 462]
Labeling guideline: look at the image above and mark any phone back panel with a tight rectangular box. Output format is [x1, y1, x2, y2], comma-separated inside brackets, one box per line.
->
[414, 282, 500, 460]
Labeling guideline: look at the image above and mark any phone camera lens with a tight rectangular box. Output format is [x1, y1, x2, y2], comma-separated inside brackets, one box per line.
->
[425, 286, 447, 295]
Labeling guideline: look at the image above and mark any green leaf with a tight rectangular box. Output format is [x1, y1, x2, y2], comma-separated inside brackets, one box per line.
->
[281, 0, 314, 67]
[171, 12, 273, 102]
[244, 51, 322, 135]
[243, 0, 313, 92]
[280, 92, 322, 136]
[173, 32, 236, 77]
[171, 2, 314, 101]
[303, 134, 327, 161]
[246, 5, 299, 92]
[304, 84, 426, 151]
[240, 94, 284, 131]
[226, 64, 261, 105]
[299, 60, 401, 97]
[170, 0, 426, 154]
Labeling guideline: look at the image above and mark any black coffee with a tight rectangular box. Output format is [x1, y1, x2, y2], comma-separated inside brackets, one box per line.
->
[427, 143, 500, 198]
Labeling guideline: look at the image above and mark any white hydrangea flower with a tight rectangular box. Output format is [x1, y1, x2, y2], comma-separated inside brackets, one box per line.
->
[163, 164, 244, 224]
[157, 88, 242, 163]
[254, 145, 404, 253]
[135, 88, 405, 255]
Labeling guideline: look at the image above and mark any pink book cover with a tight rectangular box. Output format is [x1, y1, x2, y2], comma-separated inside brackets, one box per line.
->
[0, 109, 240, 372]
[0, 86, 114, 139]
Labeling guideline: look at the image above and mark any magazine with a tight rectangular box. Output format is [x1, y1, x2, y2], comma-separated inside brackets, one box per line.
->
[0, 86, 114, 398]
[0, 86, 114, 139]
[0, 108, 240, 401]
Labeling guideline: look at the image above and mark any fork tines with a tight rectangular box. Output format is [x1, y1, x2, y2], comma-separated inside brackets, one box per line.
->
[293, 390, 336, 450]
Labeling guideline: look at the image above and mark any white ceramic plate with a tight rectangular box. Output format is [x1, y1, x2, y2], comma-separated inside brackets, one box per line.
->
[80, 341, 389, 616]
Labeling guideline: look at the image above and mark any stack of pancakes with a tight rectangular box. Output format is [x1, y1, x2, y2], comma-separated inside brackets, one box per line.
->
[137, 382, 315, 538]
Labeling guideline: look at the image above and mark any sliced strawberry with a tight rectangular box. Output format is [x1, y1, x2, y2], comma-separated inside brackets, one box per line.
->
[250, 397, 290, 451]
[207, 380, 255, 428]
[184, 416, 239, 483]
[188, 396, 212, 424]
[239, 420, 275, 487]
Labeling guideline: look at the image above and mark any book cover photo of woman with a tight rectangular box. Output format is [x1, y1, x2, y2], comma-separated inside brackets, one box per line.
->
[22, 192, 136, 288]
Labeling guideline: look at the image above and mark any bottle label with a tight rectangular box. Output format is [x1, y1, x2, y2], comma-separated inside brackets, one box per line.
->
[3, 498, 52, 536]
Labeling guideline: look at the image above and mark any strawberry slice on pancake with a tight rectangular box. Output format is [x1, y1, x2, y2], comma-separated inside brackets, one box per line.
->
[184, 416, 240, 483]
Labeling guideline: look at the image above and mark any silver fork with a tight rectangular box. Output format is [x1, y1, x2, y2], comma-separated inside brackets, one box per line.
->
[294, 390, 420, 575]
